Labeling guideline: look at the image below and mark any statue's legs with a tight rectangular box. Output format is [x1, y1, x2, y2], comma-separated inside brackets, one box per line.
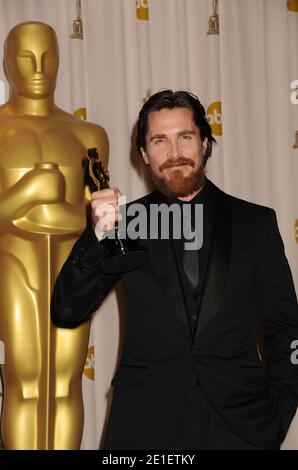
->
[0, 237, 91, 449]
[48, 236, 91, 449]
[0, 252, 43, 449]
[49, 322, 90, 449]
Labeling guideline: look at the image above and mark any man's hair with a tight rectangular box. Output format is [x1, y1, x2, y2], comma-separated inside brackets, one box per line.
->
[136, 89, 216, 163]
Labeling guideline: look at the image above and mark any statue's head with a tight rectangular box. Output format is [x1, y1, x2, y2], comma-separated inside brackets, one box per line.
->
[4, 21, 59, 99]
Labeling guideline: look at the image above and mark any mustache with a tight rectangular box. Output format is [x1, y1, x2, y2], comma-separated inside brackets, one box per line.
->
[159, 157, 195, 171]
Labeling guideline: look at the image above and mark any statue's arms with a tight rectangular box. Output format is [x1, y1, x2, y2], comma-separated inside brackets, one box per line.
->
[0, 163, 65, 226]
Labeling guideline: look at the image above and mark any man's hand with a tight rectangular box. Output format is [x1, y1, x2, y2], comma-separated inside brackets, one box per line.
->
[91, 187, 123, 241]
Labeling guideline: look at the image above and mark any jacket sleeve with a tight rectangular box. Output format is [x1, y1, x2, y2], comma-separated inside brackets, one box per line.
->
[255, 209, 298, 432]
[51, 224, 119, 328]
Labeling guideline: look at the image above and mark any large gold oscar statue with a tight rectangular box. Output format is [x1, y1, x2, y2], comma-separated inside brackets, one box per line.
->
[0, 21, 108, 449]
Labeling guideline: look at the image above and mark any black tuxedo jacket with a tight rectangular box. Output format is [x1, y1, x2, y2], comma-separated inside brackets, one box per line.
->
[51, 181, 298, 449]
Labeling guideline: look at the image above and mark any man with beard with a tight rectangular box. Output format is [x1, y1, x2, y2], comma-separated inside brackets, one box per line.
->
[51, 90, 298, 450]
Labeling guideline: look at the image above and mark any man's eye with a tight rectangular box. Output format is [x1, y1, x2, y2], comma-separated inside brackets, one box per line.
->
[154, 138, 166, 144]
[180, 134, 192, 141]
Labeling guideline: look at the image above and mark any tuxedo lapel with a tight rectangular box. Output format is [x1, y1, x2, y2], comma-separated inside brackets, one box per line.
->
[148, 237, 191, 343]
[194, 191, 232, 339]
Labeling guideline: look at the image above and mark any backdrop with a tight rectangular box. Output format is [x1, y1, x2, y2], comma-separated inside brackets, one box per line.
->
[0, 0, 297, 449]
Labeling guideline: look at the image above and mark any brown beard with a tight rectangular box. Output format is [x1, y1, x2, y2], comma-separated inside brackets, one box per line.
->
[149, 158, 206, 198]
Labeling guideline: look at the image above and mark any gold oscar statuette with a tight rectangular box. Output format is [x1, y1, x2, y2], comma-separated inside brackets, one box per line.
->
[86, 148, 149, 274]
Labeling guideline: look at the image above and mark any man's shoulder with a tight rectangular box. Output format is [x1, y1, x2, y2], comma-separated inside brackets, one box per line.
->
[209, 180, 275, 223]
[227, 193, 274, 215]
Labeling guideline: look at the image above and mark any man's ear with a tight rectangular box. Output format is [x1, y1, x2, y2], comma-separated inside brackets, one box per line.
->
[140, 148, 150, 165]
[202, 138, 208, 155]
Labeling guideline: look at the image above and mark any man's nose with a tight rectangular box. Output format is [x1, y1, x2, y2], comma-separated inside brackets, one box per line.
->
[168, 140, 181, 158]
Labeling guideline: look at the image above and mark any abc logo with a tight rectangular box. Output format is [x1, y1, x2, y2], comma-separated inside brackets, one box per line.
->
[295, 219, 298, 244]
[136, 0, 149, 21]
[207, 101, 222, 136]
[84, 345, 95, 380]
[287, 0, 298, 12]
[73, 107, 87, 120]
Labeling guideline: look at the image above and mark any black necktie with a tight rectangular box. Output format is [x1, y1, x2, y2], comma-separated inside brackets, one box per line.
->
[182, 205, 199, 288]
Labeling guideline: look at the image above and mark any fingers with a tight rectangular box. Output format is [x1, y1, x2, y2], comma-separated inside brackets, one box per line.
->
[91, 187, 123, 217]
[91, 187, 123, 240]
